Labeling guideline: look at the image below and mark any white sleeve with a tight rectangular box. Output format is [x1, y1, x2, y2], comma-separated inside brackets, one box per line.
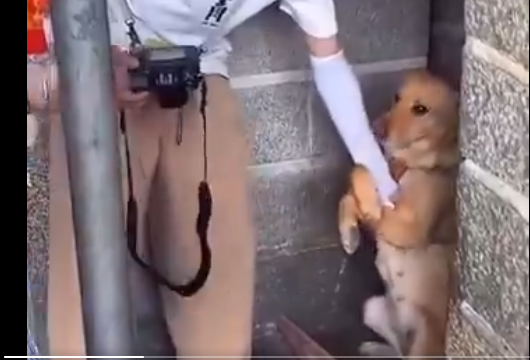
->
[310, 52, 398, 203]
[279, 0, 338, 38]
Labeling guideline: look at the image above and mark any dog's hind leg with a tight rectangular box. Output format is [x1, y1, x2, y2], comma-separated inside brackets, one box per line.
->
[360, 296, 404, 357]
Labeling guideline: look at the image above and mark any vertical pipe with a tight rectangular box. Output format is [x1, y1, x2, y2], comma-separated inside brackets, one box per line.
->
[50, 0, 133, 356]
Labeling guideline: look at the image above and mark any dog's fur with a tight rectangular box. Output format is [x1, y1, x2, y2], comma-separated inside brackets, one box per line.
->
[338, 71, 460, 359]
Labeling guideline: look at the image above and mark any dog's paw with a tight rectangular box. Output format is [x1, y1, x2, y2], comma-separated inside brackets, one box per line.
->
[350, 166, 383, 222]
[340, 224, 361, 255]
[359, 341, 399, 357]
[338, 194, 361, 255]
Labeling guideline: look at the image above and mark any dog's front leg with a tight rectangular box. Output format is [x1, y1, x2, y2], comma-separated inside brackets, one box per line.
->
[377, 202, 430, 248]
[338, 194, 362, 255]
[349, 165, 383, 223]
[338, 164, 384, 254]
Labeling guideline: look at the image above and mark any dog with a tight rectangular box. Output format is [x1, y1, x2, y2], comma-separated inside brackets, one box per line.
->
[338, 70, 460, 358]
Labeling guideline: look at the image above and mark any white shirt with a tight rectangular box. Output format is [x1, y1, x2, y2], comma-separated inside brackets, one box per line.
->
[106, 0, 338, 76]
[42, 1, 398, 201]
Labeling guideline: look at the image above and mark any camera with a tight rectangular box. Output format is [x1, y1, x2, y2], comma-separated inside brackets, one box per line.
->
[128, 45, 203, 109]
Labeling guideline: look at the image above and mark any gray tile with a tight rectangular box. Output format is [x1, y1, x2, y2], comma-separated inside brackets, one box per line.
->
[240, 71, 412, 166]
[238, 82, 313, 165]
[337, 0, 430, 65]
[460, 54, 530, 196]
[498, 217, 530, 354]
[428, 0, 465, 91]
[458, 170, 529, 352]
[310, 71, 407, 158]
[252, 333, 292, 358]
[428, 30, 464, 90]
[431, 0, 465, 25]
[458, 175, 503, 329]
[228, 0, 430, 76]
[254, 244, 386, 350]
[466, 0, 529, 69]
[252, 158, 349, 259]
[228, 5, 308, 77]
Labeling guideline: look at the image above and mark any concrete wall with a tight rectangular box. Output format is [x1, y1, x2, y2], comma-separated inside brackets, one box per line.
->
[27, 0, 430, 356]
[429, 0, 529, 357]
[428, 0, 466, 89]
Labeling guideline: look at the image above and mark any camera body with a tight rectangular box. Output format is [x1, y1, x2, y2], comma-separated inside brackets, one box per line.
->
[129, 46, 202, 109]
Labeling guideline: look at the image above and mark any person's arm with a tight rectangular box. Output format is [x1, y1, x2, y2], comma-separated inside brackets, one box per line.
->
[307, 36, 397, 204]
[279, 0, 397, 204]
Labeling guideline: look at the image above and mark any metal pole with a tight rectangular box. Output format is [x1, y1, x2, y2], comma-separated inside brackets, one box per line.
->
[50, 0, 133, 356]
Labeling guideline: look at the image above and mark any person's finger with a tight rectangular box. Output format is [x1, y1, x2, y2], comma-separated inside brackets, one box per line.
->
[111, 45, 139, 69]
[120, 91, 149, 103]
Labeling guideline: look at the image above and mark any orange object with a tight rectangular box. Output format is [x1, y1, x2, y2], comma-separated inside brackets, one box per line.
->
[27, 0, 49, 55]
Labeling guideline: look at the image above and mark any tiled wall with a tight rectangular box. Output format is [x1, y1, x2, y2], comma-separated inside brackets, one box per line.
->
[27, 0, 431, 355]
[429, 0, 529, 357]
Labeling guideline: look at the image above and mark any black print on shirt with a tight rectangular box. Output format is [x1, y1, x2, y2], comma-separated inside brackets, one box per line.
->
[202, 0, 231, 27]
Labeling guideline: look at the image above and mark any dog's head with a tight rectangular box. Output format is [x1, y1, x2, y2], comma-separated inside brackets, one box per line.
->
[377, 71, 460, 169]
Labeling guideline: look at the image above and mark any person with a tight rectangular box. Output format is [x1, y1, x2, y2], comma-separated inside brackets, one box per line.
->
[27, 0, 397, 358]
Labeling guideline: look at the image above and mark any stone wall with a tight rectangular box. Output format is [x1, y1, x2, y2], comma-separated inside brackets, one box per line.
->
[27, 0, 431, 356]
[429, 0, 529, 357]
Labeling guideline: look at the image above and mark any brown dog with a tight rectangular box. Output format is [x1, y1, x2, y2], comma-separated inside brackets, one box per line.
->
[338, 71, 460, 358]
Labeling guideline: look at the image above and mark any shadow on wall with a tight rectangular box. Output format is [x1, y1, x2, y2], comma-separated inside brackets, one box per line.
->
[428, 0, 465, 90]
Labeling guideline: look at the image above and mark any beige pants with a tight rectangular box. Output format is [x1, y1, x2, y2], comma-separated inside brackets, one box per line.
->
[47, 76, 256, 358]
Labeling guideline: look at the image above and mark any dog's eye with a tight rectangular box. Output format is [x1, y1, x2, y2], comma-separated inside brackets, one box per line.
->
[411, 104, 430, 116]
[393, 94, 401, 103]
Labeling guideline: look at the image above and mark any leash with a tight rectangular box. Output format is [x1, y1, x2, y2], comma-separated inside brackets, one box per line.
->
[121, 80, 212, 297]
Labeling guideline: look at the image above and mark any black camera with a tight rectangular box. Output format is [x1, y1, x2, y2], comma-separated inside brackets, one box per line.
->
[128, 46, 203, 109]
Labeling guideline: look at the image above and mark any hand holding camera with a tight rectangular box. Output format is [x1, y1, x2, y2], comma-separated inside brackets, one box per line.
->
[123, 20, 203, 110]
[111, 46, 149, 109]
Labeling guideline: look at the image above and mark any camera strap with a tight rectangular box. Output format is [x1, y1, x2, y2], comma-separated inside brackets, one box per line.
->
[120, 80, 212, 297]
